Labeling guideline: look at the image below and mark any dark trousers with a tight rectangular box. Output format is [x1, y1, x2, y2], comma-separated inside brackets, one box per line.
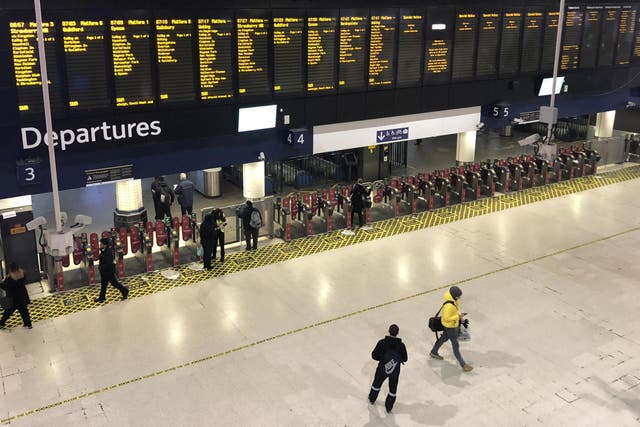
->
[155, 204, 172, 220]
[180, 205, 192, 216]
[99, 272, 128, 299]
[0, 305, 31, 327]
[431, 326, 466, 367]
[368, 367, 399, 412]
[202, 242, 214, 269]
[351, 206, 364, 227]
[244, 227, 258, 250]
[214, 231, 225, 262]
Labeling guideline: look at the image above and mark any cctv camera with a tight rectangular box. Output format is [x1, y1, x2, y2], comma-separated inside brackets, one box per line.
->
[258, 152, 265, 161]
[476, 122, 485, 131]
[26, 216, 47, 231]
[517, 133, 542, 147]
[73, 214, 93, 227]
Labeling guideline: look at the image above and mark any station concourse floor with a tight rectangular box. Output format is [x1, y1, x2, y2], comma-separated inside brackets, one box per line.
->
[1, 167, 639, 426]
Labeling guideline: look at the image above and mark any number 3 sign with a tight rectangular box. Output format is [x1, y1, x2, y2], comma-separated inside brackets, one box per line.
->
[16, 159, 41, 186]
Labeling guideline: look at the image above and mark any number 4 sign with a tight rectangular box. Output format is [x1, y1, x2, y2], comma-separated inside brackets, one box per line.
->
[286, 128, 309, 145]
[16, 159, 42, 186]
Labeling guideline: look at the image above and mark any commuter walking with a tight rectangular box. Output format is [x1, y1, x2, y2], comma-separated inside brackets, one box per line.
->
[200, 213, 217, 270]
[94, 238, 129, 303]
[0, 263, 32, 329]
[151, 176, 175, 220]
[350, 178, 366, 229]
[213, 208, 227, 263]
[174, 173, 195, 216]
[429, 286, 473, 372]
[239, 200, 262, 251]
[368, 324, 408, 413]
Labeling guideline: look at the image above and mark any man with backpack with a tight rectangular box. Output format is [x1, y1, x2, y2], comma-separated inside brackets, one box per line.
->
[368, 324, 408, 413]
[151, 176, 175, 220]
[238, 200, 262, 251]
[350, 178, 366, 229]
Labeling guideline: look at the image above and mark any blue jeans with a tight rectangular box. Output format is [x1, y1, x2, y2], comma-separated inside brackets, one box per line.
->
[431, 327, 466, 367]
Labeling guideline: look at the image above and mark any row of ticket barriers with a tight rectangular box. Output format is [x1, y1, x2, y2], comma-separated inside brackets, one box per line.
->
[274, 144, 600, 241]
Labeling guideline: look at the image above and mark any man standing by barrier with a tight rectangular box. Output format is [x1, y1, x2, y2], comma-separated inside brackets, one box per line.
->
[239, 200, 262, 251]
[174, 173, 194, 216]
[368, 324, 408, 413]
[151, 176, 175, 220]
[351, 178, 366, 229]
[94, 238, 129, 303]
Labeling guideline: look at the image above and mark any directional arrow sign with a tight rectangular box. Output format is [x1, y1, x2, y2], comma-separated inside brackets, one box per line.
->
[376, 127, 409, 144]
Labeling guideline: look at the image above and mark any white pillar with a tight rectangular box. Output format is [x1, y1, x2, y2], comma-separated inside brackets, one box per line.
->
[243, 161, 265, 200]
[594, 111, 616, 138]
[115, 179, 144, 212]
[456, 131, 477, 165]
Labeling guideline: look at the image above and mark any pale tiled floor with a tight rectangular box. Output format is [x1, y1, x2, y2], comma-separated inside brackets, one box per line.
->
[1, 177, 640, 426]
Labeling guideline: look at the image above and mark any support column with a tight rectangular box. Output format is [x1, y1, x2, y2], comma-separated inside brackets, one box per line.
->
[114, 179, 147, 228]
[456, 131, 477, 165]
[243, 161, 265, 200]
[594, 111, 616, 138]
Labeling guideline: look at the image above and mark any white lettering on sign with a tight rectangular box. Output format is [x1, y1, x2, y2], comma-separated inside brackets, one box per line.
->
[21, 120, 162, 151]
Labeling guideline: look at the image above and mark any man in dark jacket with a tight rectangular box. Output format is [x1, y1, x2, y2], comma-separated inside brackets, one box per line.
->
[151, 176, 175, 220]
[199, 213, 217, 270]
[0, 263, 32, 329]
[350, 178, 366, 229]
[368, 324, 408, 413]
[94, 238, 129, 303]
[238, 200, 261, 251]
[174, 173, 195, 216]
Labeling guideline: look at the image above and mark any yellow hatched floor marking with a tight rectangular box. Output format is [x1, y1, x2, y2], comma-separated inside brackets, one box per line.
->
[2, 166, 640, 330]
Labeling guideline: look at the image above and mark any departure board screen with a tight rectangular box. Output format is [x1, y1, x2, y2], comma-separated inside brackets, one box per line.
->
[338, 13, 368, 92]
[598, 7, 620, 67]
[111, 19, 154, 107]
[397, 13, 423, 87]
[452, 12, 477, 80]
[499, 12, 523, 76]
[520, 12, 543, 73]
[10, 21, 61, 114]
[62, 20, 108, 110]
[476, 13, 500, 78]
[368, 14, 397, 89]
[580, 7, 602, 69]
[560, 7, 584, 71]
[615, 6, 637, 66]
[156, 19, 195, 103]
[541, 11, 560, 71]
[307, 15, 337, 94]
[634, 14, 640, 65]
[425, 10, 453, 84]
[198, 18, 233, 100]
[237, 15, 270, 97]
[273, 15, 304, 95]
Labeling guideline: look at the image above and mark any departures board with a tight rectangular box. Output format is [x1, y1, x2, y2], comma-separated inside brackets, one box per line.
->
[7, 4, 640, 116]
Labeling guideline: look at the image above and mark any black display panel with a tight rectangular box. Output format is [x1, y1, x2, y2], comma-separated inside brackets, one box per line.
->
[616, 6, 637, 66]
[198, 18, 233, 100]
[111, 19, 154, 107]
[307, 14, 337, 94]
[634, 13, 640, 65]
[520, 11, 543, 73]
[369, 13, 397, 89]
[62, 20, 109, 110]
[452, 12, 477, 81]
[541, 11, 560, 72]
[579, 7, 602, 69]
[156, 18, 195, 103]
[237, 14, 270, 97]
[10, 21, 61, 114]
[338, 12, 368, 92]
[424, 8, 454, 84]
[560, 7, 584, 71]
[499, 12, 523, 76]
[476, 12, 500, 78]
[396, 12, 423, 88]
[273, 14, 305, 95]
[598, 7, 620, 67]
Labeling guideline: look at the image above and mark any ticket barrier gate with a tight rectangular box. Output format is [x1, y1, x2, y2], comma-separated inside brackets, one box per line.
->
[431, 171, 452, 208]
[399, 178, 419, 215]
[317, 190, 336, 233]
[506, 160, 524, 192]
[581, 146, 600, 175]
[463, 167, 482, 201]
[170, 217, 180, 266]
[517, 156, 539, 188]
[490, 161, 510, 193]
[480, 164, 497, 197]
[142, 222, 154, 272]
[415, 174, 435, 210]
[534, 157, 557, 185]
[557, 150, 577, 181]
[448, 168, 467, 204]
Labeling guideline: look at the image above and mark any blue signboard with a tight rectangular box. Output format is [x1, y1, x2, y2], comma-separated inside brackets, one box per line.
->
[16, 159, 42, 186]
[376, 127, 409, 143]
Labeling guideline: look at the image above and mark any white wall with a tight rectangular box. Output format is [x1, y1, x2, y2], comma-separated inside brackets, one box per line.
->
[313, 107, 481, 154]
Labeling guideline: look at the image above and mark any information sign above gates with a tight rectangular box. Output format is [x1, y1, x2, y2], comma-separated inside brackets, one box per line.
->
[376, 127, 409, 143]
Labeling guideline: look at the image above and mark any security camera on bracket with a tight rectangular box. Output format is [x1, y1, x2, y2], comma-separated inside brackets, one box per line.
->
[26, 213, 92, 257]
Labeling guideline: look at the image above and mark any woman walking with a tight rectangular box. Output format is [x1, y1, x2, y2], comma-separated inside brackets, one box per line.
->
[0, 263, 32, 329]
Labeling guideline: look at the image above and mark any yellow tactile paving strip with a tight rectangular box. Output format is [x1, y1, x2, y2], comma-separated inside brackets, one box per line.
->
[2, 166, 640, 329]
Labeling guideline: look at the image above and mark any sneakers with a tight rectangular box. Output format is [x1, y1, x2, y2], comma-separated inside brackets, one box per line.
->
[121, 287, 129, 300]
[23, 325, 32, 329]
[93, 297, 106, 303]
[429, 352, 444, 360]
[463, 364, 474, 372]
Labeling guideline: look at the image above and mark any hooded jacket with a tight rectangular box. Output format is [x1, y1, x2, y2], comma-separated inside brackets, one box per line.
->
[371, 335, 408, 374]
[0, 269, 31, 307]
[441, 291, 461, 328]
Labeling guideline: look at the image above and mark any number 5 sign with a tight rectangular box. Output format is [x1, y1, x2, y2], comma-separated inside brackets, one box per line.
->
[16, 159, 42, 186]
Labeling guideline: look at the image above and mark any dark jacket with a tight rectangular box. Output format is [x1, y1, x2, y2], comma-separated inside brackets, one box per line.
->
[351, 182, 366, 209]
[238, 205, 260, 230]
[99, 247, 115, 275]
[199, 214, 217, 245]
[371, 336, 408, 375]
[0, 271, 31, 307]
[151, 179, 175, 206]
[174, 179, 194, 207]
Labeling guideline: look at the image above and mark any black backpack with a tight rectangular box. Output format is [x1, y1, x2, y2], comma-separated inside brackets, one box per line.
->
[428, 300, 455, 333]
[382, 347, 402, 376]
[159, 184, 172, 205]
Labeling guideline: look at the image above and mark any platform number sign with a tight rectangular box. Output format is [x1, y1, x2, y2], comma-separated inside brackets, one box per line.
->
[491, 105, 511, 118]
[16, 159, 41, 186]
[286, 128, 309, 145]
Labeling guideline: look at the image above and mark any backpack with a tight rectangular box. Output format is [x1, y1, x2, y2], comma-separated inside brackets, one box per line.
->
[428, 301, 455, 332]
[159, 185, 172, 205]
[382, 347, 402, 376]
[249, 209, 262, 229]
